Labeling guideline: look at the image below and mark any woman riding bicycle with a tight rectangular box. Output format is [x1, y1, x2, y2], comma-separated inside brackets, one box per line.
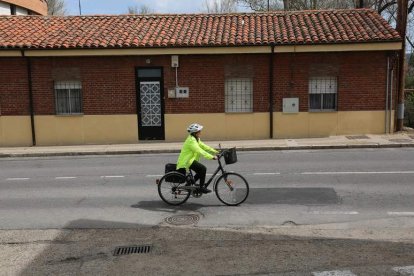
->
[176, 123, 219, 194]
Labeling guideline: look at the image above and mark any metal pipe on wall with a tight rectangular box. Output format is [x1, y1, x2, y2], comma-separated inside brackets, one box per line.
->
[21, 50, 36, 146]
[269, 44, 275, 139]
[385, 56, 390, 133]
[390, 67, 394, 133]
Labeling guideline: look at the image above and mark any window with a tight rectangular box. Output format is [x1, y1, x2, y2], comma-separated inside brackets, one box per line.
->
[225, 78, 253, 113]
[309, 77, 337, 111]
[55, 81, 83, 115]
[138, 68, 162, 78]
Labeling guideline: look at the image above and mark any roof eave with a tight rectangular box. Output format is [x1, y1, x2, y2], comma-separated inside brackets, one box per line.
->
[0, 41, 403, 57]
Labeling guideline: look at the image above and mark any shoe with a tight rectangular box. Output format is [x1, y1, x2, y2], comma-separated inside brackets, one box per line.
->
[199, 187, 212, 194]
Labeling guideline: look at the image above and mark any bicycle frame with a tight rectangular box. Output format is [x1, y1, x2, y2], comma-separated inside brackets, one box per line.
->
[188, 154, 227, 189]
[158, 148, 247, 205]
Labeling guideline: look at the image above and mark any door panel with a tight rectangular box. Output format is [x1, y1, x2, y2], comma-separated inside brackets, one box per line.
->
[140, 81, 162, 127]
[137, 68, 164, 140]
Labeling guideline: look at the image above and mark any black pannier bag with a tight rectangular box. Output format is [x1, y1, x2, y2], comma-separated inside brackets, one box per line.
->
[224, 148, 237, 165]
[164, 163, 185, 183]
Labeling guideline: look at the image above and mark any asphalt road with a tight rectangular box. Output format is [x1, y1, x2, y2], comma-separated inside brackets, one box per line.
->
[0, 148, 413, 230]
[2, 148, 414, 275]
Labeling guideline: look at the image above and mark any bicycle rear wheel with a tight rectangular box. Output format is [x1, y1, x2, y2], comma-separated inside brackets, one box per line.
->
[158, 172, 191, 205]
[215, 172, 249, 206]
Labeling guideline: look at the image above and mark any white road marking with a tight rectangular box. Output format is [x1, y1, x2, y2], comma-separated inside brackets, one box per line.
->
[55, 177, 77, 180]
[146, 175, 163, 177]
[252, 172, 281, 175]
[392, 266, 414, 275]
[312, 270, 357, 276]
[301, 171, 414, 175]
[388, 212, 414, 216]
[101, 176, 125, 178]
[6, 178, 30, 181]
[309, 211, 359, 215]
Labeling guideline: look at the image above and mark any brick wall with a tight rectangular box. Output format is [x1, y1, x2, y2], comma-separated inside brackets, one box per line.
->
[0, 51, 396, 116]
[0, 58, 29, 115]
[30, 56, 145, 115]
[274, 51, 391, 112]
[164, 54, 269, 113]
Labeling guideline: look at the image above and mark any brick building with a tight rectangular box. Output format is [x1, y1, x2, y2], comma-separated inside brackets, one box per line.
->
[0, 0, 47, 15]
[0, 9, 402, 146]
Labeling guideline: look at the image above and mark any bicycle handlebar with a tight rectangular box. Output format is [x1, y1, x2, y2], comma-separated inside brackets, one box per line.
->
[217, 148, 229, 159]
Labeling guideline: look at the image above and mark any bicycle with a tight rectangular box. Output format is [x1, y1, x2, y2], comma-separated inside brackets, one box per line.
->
[157, 147, 249, 206]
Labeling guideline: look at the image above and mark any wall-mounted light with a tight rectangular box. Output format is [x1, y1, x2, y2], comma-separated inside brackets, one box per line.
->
[145, 58, 151, 64]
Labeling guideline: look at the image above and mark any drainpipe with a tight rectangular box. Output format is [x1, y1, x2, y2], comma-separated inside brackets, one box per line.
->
[269, 44, 275, 139]
[21, 50, 36, 146]
[385, 56, 390, 133]
[390, 66, 394, 133]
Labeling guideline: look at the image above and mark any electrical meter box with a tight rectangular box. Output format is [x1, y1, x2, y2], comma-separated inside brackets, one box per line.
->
[175, 87, 189, 98]
[283, 98, 299, 113]
[171, 55, 179, 67]
[168, 89, 176, 98]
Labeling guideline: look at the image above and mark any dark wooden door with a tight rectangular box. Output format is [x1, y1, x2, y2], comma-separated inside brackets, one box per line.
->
[136, 68, 165, 140]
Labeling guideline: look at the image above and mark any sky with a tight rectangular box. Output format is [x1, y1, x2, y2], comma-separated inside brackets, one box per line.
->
[66, 0, 250, 15]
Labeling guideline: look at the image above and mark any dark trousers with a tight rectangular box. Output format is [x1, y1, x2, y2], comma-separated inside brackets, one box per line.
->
[178, 160, 207, 186]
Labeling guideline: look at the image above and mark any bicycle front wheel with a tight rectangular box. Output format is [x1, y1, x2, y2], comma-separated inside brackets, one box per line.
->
[158, 172, 191, 206]
[215, 172, 249, 206]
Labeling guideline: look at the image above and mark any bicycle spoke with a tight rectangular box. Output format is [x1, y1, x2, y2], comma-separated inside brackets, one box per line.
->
[158, 172, 191, 205]
[215, 173, 249, 206]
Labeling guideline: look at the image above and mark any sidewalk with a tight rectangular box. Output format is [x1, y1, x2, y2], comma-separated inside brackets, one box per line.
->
[1, 132, 414, 158]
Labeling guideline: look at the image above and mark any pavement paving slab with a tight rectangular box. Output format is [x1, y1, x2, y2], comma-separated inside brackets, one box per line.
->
[0, 133, 413, 158]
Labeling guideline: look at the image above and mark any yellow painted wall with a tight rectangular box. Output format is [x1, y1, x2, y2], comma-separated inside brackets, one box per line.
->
[274, 111, 391, 138]
[0, 111, 395, 146]
[165, 113, 270, 141]
[0, 116, 32, 146]
[34, 115, 138, 146]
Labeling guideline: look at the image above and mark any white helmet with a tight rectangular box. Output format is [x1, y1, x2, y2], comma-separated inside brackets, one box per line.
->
[187, 123, 203, 133]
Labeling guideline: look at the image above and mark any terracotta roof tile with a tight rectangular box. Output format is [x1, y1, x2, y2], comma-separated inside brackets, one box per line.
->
[0, 9, 401, 50]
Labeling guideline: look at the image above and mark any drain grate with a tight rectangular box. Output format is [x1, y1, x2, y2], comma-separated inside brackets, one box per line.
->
[113, 245, 151, 256]
[346, 135, 370, 140]
[165, 214, 200, 226]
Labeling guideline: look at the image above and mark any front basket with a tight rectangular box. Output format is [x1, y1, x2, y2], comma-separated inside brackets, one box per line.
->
[224, 148, 237, 165]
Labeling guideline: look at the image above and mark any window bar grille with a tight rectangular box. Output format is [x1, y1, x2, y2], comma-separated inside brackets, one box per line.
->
[225, 78, 253, 113]
[55, 81, 82, 115]
[309, 77, 337, 111]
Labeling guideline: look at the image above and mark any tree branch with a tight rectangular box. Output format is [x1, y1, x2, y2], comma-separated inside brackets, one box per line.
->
[409, 1, 414, 14]
[407, 35, 414, 49]
[378, 1, 397, 14]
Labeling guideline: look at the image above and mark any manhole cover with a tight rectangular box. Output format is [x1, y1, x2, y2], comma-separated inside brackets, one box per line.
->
[282, 220, 298, 226]
[165, 214, 200, 225]
[346, 135, 370, 140]
[389, 139, 413, 143]
[113, 245, 151, 256]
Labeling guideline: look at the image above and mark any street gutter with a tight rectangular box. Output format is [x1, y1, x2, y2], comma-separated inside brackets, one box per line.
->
[0, 143, 413, 158]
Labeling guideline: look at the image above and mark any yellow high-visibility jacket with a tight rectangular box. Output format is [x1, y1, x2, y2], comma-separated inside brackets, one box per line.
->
[176, 135, 219, 170]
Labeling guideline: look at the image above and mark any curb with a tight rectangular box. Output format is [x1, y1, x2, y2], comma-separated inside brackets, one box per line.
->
[0, 143, 413, 158]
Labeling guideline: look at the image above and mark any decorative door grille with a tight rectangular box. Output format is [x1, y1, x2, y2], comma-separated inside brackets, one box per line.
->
[140, 81, 161, 127]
